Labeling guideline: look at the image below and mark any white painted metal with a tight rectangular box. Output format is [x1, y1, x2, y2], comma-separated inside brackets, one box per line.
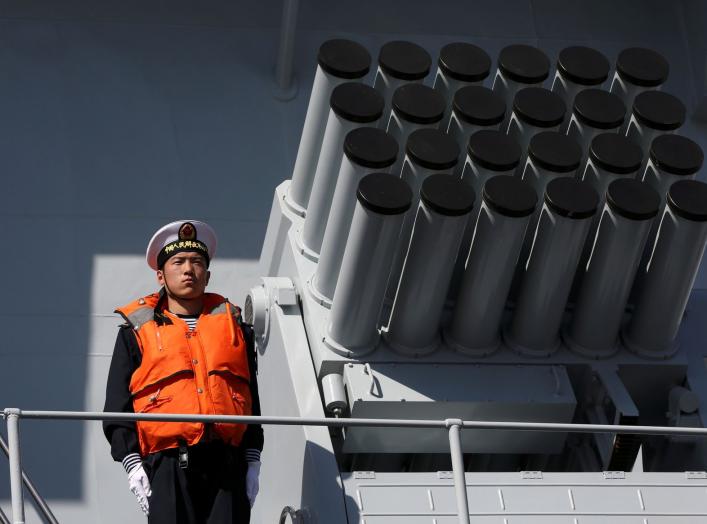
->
[447, 423, 471, 524]
[343, 471, 707, 523]
[447, 201, 532, 355]
[625, 114, 674, 161]
[321, 373, 347, 414]
[433, 69, 482, 123]
[374, 69, 423, 130]
[566, 114, 620, 165]
[288, 66, 357, 214]
[300, 111, 364, 258]
[447, 118, 498, 177]
[521, 155, 577, 200]
[506, 112, 561, 173]
[0, 435, 58, 524]
[642, 159, 698, 205]
[492, 70, 543, 130]
[326, 198, 407, 356]
[385, 198, 469, 355]
[384, 157, 454, 303]
[610, 72, 663, 123]
[581, 158, 637, 205]
[507, 203, 594, 356]
[551, 70, 590, 129]
[5, 410, 24, 524]
[386, 112, 438, 177]
[624, 206, 707, 357]
[314, 156, 390, 305]
[566, 203, 654, 357]
[340, 363, 575, 453]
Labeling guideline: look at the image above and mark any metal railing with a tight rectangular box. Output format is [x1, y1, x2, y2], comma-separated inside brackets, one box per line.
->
[0, 435, 57, 524]
[5, 409, 707, 524]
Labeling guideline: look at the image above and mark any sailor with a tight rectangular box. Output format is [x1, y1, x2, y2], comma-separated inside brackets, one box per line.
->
[103, 220, 263, 523]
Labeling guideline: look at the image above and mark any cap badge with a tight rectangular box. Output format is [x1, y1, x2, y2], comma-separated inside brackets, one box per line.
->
[178, 222, 197, 241]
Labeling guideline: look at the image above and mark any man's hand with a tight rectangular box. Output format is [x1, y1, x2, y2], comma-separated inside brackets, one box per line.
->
[245, 461, 261, 507]
[128, 463, 152, 516]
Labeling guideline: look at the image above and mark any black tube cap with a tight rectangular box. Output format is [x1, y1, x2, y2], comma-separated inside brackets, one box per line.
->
[589, 133, 643, 175]
[528, 132, 582, 173]
[649, 134, 704, 176]
[452, 86, 505, 126]
[467, 130, 522, 172]
[438, 42, 491, 83]
[632, 91, 685, 131]
[318, 39, 371, 79]
[573, 89, 626, 129]
[405, 129, 460, 170]
[392, 83, 446, 124]
[498, 44, 550, 84]
[330, 83, 384, 123]
[513, 87, 566, 128]
[356, 173, 412, 215]
[616, 47, 669, 87]
[557, 46, 610, 86]
[606, 178, 660, 220]
[420, 174, 475, 217]
[344, 128, 398, 169]
[482, 175, 537, 218]
[667, 180, 707, 222]
[378, 41, 431, 81]
[544, 178, 598, 219]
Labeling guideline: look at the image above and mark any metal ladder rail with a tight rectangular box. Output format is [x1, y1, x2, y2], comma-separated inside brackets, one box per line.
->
[0, 434, 59, 524]
[0, 505, 10, 524]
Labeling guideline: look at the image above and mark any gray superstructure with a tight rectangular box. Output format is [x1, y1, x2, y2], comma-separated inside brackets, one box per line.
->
[4, 2, 707, 523]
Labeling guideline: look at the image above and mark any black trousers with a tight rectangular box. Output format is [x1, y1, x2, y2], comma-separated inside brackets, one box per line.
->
[144, 441, 251, 524]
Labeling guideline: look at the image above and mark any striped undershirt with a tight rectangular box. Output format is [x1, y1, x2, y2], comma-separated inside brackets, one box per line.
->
[122, 313, 261, 472]
[176, 314, 198, 331]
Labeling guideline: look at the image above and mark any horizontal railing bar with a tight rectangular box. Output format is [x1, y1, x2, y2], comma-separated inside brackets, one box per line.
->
[6, 409, 707, 438]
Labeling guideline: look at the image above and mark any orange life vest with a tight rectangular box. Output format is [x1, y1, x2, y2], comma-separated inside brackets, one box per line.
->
[116, 292, 251, 456]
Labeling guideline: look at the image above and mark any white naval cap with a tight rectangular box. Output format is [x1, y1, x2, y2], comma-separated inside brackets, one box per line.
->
[146, 220, 218, 270]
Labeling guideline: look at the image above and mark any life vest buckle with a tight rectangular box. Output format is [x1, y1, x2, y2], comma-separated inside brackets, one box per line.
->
[178, 440, 189, 469]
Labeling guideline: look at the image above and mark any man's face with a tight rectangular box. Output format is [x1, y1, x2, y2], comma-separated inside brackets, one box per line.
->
[157, 252, 210, 299]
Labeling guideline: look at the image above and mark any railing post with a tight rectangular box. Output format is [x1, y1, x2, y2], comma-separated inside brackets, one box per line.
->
[4, 409, 25, 524]
[446, 419, 470, 524]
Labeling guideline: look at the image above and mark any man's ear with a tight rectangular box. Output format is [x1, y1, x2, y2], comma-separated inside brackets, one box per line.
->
[156, 269, 165, 286]
[206, 270, 211, 286]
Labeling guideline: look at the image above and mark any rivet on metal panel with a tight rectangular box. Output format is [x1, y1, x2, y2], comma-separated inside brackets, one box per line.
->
[603, 471, 625, 479]
[520, 471, 543, 479]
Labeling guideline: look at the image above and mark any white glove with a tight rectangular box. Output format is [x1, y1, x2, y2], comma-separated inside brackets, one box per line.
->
[245, 461, 261, 507]
[128, 463, 152, 516]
